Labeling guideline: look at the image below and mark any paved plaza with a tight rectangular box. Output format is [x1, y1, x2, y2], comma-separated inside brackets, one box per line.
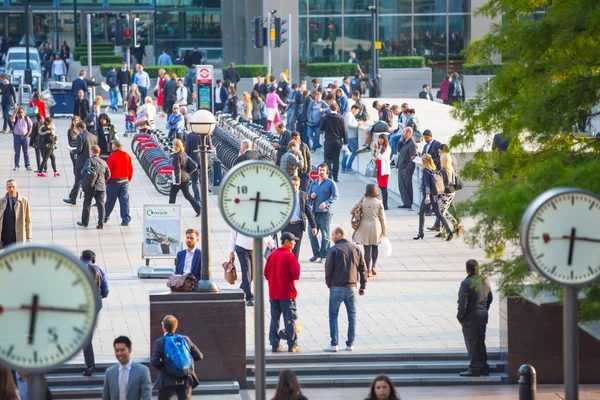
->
[1, 106, 498, 366]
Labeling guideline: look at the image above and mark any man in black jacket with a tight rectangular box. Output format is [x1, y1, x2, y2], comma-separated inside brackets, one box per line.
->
[73, 89, 90, 119]
[78, 145, 111, 229]
[457, 259, 493, 377]
[396, 127, 417, 209]
[291, 131, 312, 192]
[214, 79, 228, 112]
[0, 73, 16, 133]
[421, 129, 442, 167]
[223, 62, 240, 89]
[320, 103, 348, 182]
[274, 123, 293, 165]
[163, 73, 179, 117]
[152, 315, 203, 400]
[282, 176, 317, 260]
[324, 226, 366, 353]
[253, 75, 268, 97]
[234, 139, 260, 165]
[64, 122, 97, 205]
[116, 61, 131, 101]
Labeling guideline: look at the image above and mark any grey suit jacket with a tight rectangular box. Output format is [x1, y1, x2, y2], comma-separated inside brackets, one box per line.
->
[102, 362, 152, 400]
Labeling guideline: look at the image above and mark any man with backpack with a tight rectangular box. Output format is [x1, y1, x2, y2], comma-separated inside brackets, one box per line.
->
[449, 72, 465, 104]
[151, 315, 203, 400]
[64, 121, 97, 206]
[105, 65, 119, 112]
[77, 145, 111, 229]
[80, 249, 109, 376]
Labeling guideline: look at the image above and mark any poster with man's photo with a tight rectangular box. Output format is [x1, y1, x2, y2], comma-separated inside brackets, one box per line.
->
[143, 205, 181, 258]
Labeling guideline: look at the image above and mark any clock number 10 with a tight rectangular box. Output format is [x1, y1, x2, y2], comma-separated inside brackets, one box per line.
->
[237, 186, 248, 194]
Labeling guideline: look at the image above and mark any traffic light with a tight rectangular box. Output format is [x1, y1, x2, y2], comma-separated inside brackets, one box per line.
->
[274, 16, 287, 47]
[252, 17, 265, 48]
[133, 18, 144, 48]
[123, 27, 132, 46]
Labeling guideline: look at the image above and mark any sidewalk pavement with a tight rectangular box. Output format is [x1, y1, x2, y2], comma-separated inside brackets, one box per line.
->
[1, 107, 498, 364]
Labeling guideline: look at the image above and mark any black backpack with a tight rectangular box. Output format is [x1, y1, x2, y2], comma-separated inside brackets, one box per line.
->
[80, 161, 99, 191]
[186, 86, 194, 106]
[106, 74, 117, 88]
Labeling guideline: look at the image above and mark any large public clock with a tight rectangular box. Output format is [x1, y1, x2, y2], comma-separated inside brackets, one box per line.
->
[520, 187, 600, 287]
[219, 160, 295, 238]
[0, 245, 99, 372]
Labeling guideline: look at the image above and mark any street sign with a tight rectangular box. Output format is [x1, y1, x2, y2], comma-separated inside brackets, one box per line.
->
[196, 65, 214, 113]
[309, 171, 318, 180]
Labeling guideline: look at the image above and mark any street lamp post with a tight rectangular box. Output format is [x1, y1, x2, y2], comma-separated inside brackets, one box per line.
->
[24, 0, 32, 86]
[189, 109, 219, 293]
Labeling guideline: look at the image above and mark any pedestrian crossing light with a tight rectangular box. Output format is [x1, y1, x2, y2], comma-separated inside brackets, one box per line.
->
[124, 28, 132, 46]
[252, 17, 265, 48]
[133, 18, 143, 48]
[274, 16, 287, 47]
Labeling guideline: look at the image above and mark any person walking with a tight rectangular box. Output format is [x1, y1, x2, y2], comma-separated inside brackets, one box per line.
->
[396, 127, 418, 209]
[279, 140, 304, 178]
[169, 139, 201, 216]
[413, 154, 453, 241]
[214, 79, 228, 112]
[240, 91, 253, 121]
[0, 74, 16, 134]
[434, 153, 462, 238]
[163, 73, 178, 117]
[440, 74, 452, 105]
[457, 259, 493, 377]
[104, 140, 133, 226]
[137, 96, 157, 130]
[286, 83, 302, 131]
[282, 176, 317, 260]
[29, 113, 44, 173]
[308, 163, 338, 262]
[102, 336, 152, 400]
[229, 230, 267, 307]
[158, 49, 173, 66]
[350, 184, 387, 277]
[291, 131, 312, 192]
[67, 116, 81, 173]
[226, 86, 238, 119]
[10, 107, 33, 171]
[223, 62, 240, 88]
[133, 64, 151, 99]
[80, 249, 109, 376]
[320, 103, 348, 182]
[166, 105, 186, 140]
[37, 117, 60, 177]
[323, 226, 367, 352]
[126, 84, 142, 114]
[176, 78, 188, 107]
[78, 145, 111, 229]
[264, 232, 302, 353]
[73, 89, 90, 119]
[266, 85, 285, 131]
[373, 134, 391, 210]
[250, 90, 263, 124]
[105, 65, 119, 112]
[28, 92, 47, 118]
[64, 121, 97, 205]
[151, 315, 203, 400]
[97, 114, 118, 159]
[272, 370, 308, 400]
[0, 179, 32, 249]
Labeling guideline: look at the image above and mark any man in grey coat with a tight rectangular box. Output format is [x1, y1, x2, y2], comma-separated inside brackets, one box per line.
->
[396, 127, 418, 209]
[78, 145, 111, 229]
[64, 121, 97, 205]
[102, 336, 152, 400]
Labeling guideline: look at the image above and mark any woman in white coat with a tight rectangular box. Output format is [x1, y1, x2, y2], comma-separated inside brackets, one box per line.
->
[373, 133, 391, 210]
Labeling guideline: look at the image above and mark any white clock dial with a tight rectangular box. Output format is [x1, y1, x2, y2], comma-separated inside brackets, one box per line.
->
[219, 160, 295, 237]
[0, 246, 99, 372]
[521, 188, 600, 287]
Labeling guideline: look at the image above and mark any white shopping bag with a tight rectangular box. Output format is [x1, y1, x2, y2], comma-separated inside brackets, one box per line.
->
[380, 236, 393, 258]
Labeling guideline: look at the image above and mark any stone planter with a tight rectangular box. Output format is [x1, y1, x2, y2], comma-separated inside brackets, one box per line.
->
[463, 74, 494, 98]
[379, 68, 432, 98]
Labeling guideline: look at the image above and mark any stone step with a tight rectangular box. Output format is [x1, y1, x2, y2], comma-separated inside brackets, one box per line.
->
[246, 372, 507, 389]
[49, 380, 239, 399]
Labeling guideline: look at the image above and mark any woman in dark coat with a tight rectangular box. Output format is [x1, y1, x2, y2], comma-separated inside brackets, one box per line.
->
[29, 113, 44, 172]
[97, 113, 117, 159]
[169, 138, 201, 216]
[226, 86, 238, 118]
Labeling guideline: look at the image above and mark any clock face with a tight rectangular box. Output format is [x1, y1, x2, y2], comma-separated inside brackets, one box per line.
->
[0, 246, 99, 372]
[521, 188, 600, 287]
[219, 160, 295, 237]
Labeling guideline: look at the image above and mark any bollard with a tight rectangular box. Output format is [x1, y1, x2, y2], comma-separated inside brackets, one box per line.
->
[518, 364, 536, 400]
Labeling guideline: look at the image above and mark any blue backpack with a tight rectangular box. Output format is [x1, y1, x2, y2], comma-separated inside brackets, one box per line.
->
[163, 334, 193, 378]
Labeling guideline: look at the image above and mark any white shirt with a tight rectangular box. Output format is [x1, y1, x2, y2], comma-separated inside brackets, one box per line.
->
[344, 111, 359, 141]
[215, 86, 222, 103]
[118, 360, 132, 393]
[229, 230, 272, 252]
[184, 247, 197, 275]
[176, 86, 188, 106]
[375, 145, 392, 176]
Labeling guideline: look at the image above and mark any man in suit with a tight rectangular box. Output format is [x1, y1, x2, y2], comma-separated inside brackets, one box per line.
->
[291, 131, 312, 192]
[282, 176, 317, 260]
[396, 127, 418, 209]
[84, 104, 103, 137]
[214, 79, 228, 112]
[234, 139, 260, 165]
[175, 229, 202, 281]
[419, 84, 434, 101]
[340, 76, 352, 97]
[457, 259, 493, 377]
[253, 75, 268, 97]
[64, 121, 97, 205]
[223, 62, 240, 88]
[72, 70, 88, 98]
[273, 123, 293, 165]
[12, 370, 52, 400]
[78, 145, 111, 229]
[421, 130, 442, 167]
[0, 179, 31, 249]
[102, 336, 152, 400]
[152, 315, 203, 400]
[116, 61, 131, 101]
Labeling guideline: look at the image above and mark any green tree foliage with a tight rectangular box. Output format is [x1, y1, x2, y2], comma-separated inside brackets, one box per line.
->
[450, 0, 600, 320]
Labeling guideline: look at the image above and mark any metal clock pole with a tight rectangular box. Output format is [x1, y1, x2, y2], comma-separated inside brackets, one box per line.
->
[564, 286, 579, 400]
[27, 374, 47, 400]
[253, 237, 266, 400]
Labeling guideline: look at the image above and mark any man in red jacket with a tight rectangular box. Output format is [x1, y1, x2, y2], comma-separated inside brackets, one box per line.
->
[264, 232, 301, 353]
[104, 139, 134, 226]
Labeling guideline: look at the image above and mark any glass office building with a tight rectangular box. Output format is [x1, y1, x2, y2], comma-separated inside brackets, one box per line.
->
[299, 0, 471, 82]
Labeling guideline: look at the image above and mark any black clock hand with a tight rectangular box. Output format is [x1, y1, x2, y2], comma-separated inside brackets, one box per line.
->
[567, 227, 576, 266]
[248, 198, 290, 204]
[561, 236, 600, 243]
[253, 191, 261, 222]
[21, 305, 88, 313]
[27, 294, 39, 345]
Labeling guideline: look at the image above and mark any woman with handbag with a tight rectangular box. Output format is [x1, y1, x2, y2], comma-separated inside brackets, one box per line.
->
[155, 68, 166, 118]
[350, 184, 387, 277]
[437, 153, 463, 237]
[29, 113, 44, 173]
[37, 117, 59, 177]
[169, 138, 201, 217]
[373, 134, 391, 210]
[414, 154, 453, 241]
[28, 93, 47, 118]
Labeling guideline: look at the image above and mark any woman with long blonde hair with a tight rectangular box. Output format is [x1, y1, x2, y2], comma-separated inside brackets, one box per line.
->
[241, 91, 253, 120]
[277, 72, 290, 102]
[437, 152, 462, 237]
[126, 83, 141, 112]
[414, 154, 453, 241]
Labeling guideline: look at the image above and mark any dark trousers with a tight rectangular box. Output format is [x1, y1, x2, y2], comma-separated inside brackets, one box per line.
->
[83, 341, 95, 368]
[363, 244, 379, 272]
[69, 167, 83, 203]
[299, 172, 311, 193]
[69, 151, 76, 174]
[82, 190, 106, 227]
[104, 180, 131, 223]
[215, 103, 225, 112]
[282, 222, 303, 260]
[169, 181, 201, 215]
[190, 170, 200, 203]
[164, 100, 175, 117]
[323, 139, 343, 181]
[379, 187, 388, 210]
[2, 103, 13, 131]
[33, 147, 43, 172]
[235, 245, 253, 301]
[418, 199, 451, 236]
[40, 150, 57, 173]
[157, 386, 192, 400]
[397, 167, 414, 207]
[462, 324, 489, 373]
[269, 299, 298, 348]
[139, 86, 148, 99]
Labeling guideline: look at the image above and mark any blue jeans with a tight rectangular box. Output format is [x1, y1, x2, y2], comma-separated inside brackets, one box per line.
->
[104, 180, 131, 223]
[269, 299, 298, 348]
[138, 86, 148, 99]
[190, 170, 200, 203]
[390, 133, 402, 156]
[329, 286, 358, 347]
[286, 109, 297, 130]
[109, 87, 119, 109]
[341, 138, 358, 171]
[54, 74, 64, 82]
[2, 103, 14, 131]
[309, 211, 332, 258]
[307, 126, 321, 150]
[13, 135, 30, 168]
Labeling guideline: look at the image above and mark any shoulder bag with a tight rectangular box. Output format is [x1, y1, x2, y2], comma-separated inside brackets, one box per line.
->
[167, 273, 197, 292]
[185, 156, 198, 174]
[222, 260, 237, 285]
[454, 173, 464, 191]
[350, 197, 364, 230]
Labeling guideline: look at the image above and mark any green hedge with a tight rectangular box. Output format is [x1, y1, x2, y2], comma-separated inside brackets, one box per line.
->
[99, 64, 188, 79]
[379, 56, 425, 69]
[73, 51, 116, 61]
[463, 63, 503, 75]
[76, 42, 114, 48]
[226, 65, 267, 78]
[306, 63, 358, 77]
[81, 55, 125, 66]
